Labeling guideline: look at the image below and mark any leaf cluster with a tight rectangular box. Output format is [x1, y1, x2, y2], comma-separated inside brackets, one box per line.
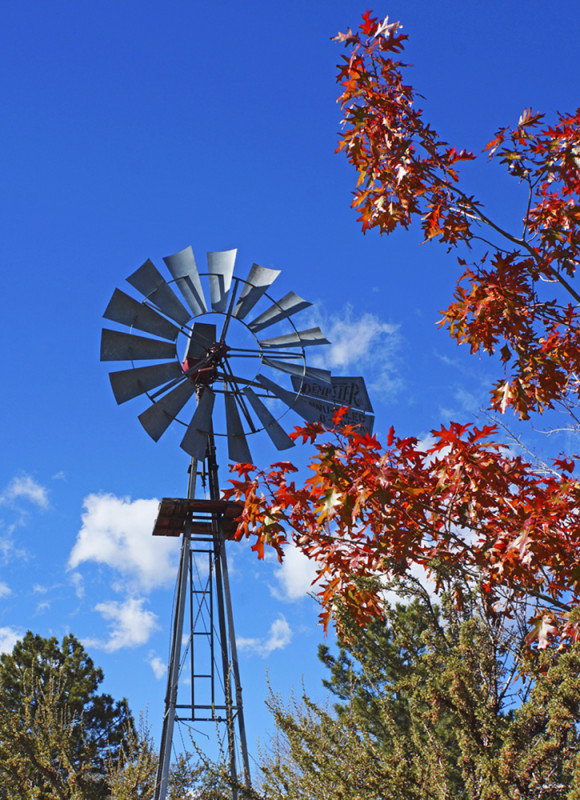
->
[335, 12, 580, 420]
[226, 420, 580, 645]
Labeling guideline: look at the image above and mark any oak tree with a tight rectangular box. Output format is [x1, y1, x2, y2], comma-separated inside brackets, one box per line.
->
[226, 11, 580, 648]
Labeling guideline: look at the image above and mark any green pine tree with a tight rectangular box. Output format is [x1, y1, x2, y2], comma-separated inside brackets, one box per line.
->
[0, 631, 133, 800]
[257, 581, 580, 799]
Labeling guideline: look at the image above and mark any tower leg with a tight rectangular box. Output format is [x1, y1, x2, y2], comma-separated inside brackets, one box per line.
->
[154, 528, 191, 800]
[213, 534, 239, 796]
[207, 437, 251, 791]
[154, 461, 196, 800]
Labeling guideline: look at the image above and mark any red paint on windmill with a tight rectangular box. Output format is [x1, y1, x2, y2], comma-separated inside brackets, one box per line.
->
[182, 341, 230, 385]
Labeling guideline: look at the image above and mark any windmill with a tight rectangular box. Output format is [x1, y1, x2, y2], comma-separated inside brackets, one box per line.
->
[100, 245, 374, 799]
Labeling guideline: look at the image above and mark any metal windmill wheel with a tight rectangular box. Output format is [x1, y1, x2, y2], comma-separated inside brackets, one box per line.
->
[101, 245, 374, 461]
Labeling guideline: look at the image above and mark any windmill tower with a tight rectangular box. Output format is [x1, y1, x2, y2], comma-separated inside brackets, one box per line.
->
[100, 246, 374, 799]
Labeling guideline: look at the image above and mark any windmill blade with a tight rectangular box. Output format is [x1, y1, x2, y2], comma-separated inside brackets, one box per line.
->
[185, 323, 217, 361]
[180, 389, 215, 459]
[256, 374, 321, 423]
[100, 329, 177, 362]
[138, 379, 196, 441]
[262, 357, 331, 385]
[248, 292, 311, 333]
[103, 289, 181, 341]
[259, 328, 330, 349]
[290, 375, 374, 413]
[207, 249, 236, 313]
[109, 361, 183, 405]
[233, 264, 280, 321]
[225, 392, 252, 463]
[163, 246, 207, 317]
[243, 387, 294, 450]
[126, 259, 190, 326]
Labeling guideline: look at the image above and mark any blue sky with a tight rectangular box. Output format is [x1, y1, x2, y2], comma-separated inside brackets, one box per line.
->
[1, 0, 579, 775]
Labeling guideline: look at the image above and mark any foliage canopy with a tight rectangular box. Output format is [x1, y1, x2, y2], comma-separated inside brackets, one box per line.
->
[257, 584, 580, 800]
[226, 10, 580, 648]
[0, 631, 133, 799]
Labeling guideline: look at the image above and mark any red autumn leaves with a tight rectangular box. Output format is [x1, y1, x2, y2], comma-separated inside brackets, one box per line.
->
[226, 416, 580, 647]
[335, 11, 580, 420]
[226, 11, 580, 648]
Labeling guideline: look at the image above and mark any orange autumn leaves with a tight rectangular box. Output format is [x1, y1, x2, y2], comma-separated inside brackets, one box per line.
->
[226, 11, 580, 648]
[226, 416, 580, 648]
[335, 11, 580, 419]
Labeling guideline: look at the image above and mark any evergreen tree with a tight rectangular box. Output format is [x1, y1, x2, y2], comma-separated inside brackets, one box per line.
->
[257, 581, 580, 799]
[105, 715, 158, 800]
[0, 631, 133, 800]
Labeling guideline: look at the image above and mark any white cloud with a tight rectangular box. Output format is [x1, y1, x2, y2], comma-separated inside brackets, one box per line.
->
[440, 387, 486, 420]
[0, 528, 27, 565]
[273, 544, 318, 601]
[90, 597, 159, 652]
[0, 582, 11, 598]
[318, 311, 398, 369]
[0, 476, 49, 509]
[380, 564, 438, 607]
[147, 651, 167, 679]
[0, 626, 22, 654]
[310, 305, 402, 398]
[454, 388, 480, 414]
[68, 494, 178, 592]
[0, 478, 50, 566]
[69, 571, 85, 599]
[238, 615, 292, 657]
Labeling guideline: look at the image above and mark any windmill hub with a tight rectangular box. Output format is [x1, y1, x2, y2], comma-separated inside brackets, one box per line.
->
[182, 339, 230, 386]
[208, 340, 230, 360]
